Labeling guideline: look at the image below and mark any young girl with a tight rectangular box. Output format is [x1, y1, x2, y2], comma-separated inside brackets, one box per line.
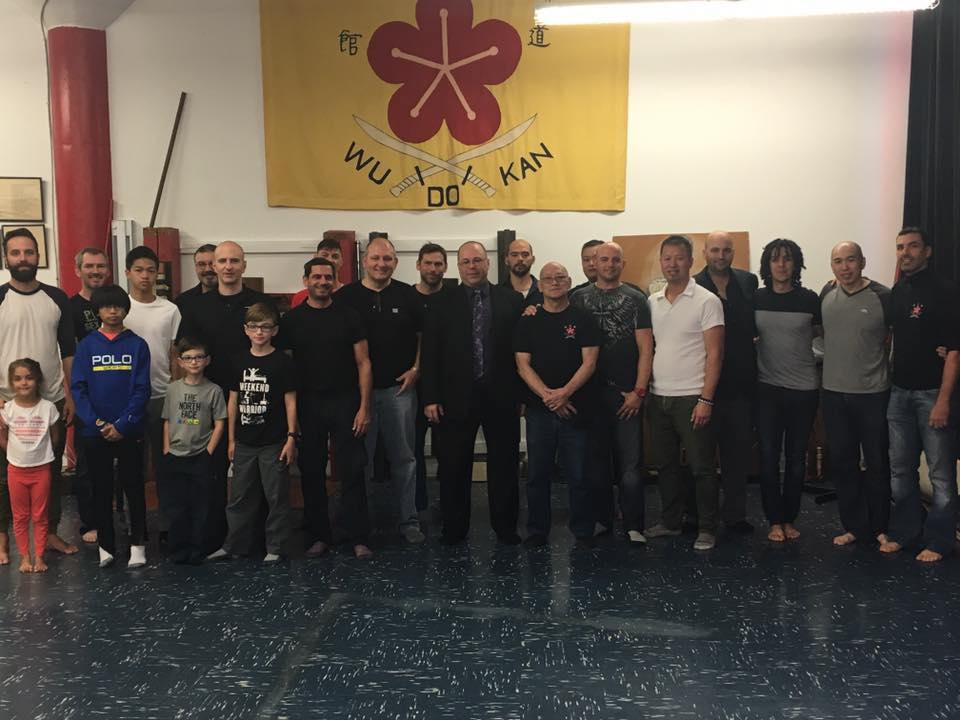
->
[0, 359, 61, 573]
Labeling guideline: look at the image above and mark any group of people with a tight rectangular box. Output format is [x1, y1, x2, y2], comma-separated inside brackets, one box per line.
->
[0, 223, 956, 573]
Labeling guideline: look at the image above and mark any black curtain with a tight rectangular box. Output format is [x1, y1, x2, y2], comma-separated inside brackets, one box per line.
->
[903, 1, 960, 282]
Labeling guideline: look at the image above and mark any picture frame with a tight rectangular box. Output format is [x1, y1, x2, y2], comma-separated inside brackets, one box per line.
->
[0, 177, 43, 222]
[1, 224, 49, 269]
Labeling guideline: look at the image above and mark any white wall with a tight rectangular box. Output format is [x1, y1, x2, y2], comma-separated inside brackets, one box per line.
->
[0, 1, 58, 285]
[2, 0, 913, 293]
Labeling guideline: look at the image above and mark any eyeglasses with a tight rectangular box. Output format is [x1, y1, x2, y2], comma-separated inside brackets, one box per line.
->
[180, 354, 208, 363]
[244, 323, 276, 332]
[540, 275, 570, 285]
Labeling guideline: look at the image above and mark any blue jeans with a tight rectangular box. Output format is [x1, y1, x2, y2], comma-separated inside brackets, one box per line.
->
[525, 404, 591, 538]
[365, 387, 419, 530]
[887, 386, 958, 555]
[755, 383, 819, 526]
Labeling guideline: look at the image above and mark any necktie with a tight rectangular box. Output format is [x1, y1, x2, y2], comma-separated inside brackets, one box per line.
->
[472, 288, 486, 380]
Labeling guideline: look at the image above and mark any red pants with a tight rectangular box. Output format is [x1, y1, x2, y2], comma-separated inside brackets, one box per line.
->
[8, 463, 51, 559]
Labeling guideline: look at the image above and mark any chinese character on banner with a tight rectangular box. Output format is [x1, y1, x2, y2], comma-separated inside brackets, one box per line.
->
[338, 30, 363, 55]
[528, 24, 550, 47]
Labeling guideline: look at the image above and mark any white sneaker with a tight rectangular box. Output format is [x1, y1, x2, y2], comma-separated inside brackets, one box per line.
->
[628, 530, 647, 544]
[207, 548, 231, 561]
[127, 545, 146, 568]
[98, 547, 115, 568]
[263, 553, 281, 564]
[403, 525, 426, 544]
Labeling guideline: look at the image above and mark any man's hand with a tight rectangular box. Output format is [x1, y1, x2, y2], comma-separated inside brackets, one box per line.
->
[522, 304, 540, 318]
[542, 387, 571, 412]
[554, 401, 577, 419]
[691, 401, 712, 429]
[617, 391, 642, 420]
[396, 366, 419, 395]
[228, 440, 236, 462]
[353, 405, 371, 437]
[62, 396, 76, 426]
[929, 399, 950, 429]
[279, 437, 297, 465]
[425, 403, 444, 424]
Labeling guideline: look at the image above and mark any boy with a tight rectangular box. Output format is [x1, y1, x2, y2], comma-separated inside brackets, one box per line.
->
[124, 246, 181, 538]
[162, 337, 226, 565]
[208, 303, 296, 564]
[71, 286, 152, 569]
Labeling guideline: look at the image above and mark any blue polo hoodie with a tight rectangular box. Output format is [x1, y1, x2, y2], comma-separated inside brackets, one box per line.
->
[71, 328, 151, 439]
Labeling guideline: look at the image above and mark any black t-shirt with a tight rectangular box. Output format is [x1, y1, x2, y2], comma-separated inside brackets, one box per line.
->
[891, 269, 960, 390]
[571, 284, 651, 390]
[417, 284, 451, 314]
[70, 294, 100, 341]
[336, 280, 422, 389]
[277, 302, 366, 393]
[177, 286, 276, 391]
[228, 349, 296, 446]
[514, 305, 603, 410]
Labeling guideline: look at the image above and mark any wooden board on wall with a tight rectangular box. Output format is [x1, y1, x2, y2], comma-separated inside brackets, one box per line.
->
[613, 232, 750, 296]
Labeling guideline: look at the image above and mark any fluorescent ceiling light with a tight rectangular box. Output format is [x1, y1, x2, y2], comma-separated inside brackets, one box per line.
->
[535, 0, 939, 25]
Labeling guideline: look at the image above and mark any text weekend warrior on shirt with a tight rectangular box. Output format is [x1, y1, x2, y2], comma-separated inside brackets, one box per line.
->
[228, 350, 296, 447]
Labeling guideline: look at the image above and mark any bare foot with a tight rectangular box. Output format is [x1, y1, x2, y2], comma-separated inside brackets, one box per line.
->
[833, 532, 856, 546]
[0, 532, 8, 565]
[784, 524, 801, 540]
[46, 534, 78, 555]
[81, 529, 98, 544]
[353, 544, 373, 560]
[33, 556, 48, 572]
[876, 533, 890, 545]
[916, 549, 943, 563]
[879, 540, 902, 554]
[767, 525, 786, 542]
[18, 557, 33, 573]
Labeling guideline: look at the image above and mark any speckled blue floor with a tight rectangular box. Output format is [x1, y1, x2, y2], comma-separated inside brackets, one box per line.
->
[1, 482, 959, 720]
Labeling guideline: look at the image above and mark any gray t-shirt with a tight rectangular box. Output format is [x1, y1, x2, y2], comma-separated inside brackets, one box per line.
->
[755, 287, 822, 391]
[820, 280, 892, 393]
[162, 378, 227, 457]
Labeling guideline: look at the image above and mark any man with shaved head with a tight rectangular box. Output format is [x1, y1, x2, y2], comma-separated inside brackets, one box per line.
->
[337, 236, 425, 544]
[421, 241, 524, 545]
[515, 262, 601, 545]
[177, 240, 276, 550]
[571, 241, 653, 544]
[820, 241, 893, 548]
[502, 238, 543, 305]
[694, 230, 758, 534]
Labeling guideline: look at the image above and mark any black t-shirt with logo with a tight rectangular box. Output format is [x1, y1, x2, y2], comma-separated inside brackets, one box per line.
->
[891, 268, 960, 391]
[336, 280, 422, 389]
[513, 304, 603, 412]
[70, 294, 101, 341]
[277, 302, 366, 393]
[228, 349, 296, 447]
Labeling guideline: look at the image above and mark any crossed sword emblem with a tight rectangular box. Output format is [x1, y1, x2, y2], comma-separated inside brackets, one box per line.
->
[353, 114, 537, 198]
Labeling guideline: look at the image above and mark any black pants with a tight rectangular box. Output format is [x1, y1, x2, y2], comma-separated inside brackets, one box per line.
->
[822, 389, 891, 540]
[73, 418, 97, 533]
[756, 383, 819, 526]
[163, 452, 213, 560]
[298, 389, 370, 546]
[435, 383, 520, 541]
[204, 434, 230, 554]
[84, 436, 146, 556]
[713, 389, 754, 525]
[414, 407, 430, 512]
[589, 386, 645, 532]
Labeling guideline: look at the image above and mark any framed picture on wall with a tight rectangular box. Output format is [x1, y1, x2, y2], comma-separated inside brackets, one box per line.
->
[1, 225, 49, 269]
[0, 177, 43, 222]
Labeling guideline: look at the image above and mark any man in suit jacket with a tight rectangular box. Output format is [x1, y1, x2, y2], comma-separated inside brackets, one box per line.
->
[694, 230, 758, 534]
[421, 241, 524, 545]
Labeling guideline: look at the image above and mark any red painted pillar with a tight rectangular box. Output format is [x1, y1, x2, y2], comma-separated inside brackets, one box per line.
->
[47, 26, 113, 297]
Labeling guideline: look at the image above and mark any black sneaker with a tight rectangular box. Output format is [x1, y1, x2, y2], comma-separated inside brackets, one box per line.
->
[524, 534, 548, 547]
[497, 532, 522, 546]
[727, 520, 755, 535]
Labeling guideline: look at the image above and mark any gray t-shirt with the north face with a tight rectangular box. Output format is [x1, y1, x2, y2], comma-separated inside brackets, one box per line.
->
[820, 280, 892, 393]
[162, 378, 227, 457]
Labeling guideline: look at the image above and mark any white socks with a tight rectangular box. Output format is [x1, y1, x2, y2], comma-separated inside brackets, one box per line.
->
[98, 547, 115, 568]
[127, 545, 146, 569]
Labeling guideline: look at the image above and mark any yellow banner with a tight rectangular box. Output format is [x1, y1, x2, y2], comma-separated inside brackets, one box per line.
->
[260, 0, 629, 210]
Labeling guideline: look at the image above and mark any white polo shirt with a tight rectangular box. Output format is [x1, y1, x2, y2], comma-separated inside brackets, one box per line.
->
[649, 278, 724, 397]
